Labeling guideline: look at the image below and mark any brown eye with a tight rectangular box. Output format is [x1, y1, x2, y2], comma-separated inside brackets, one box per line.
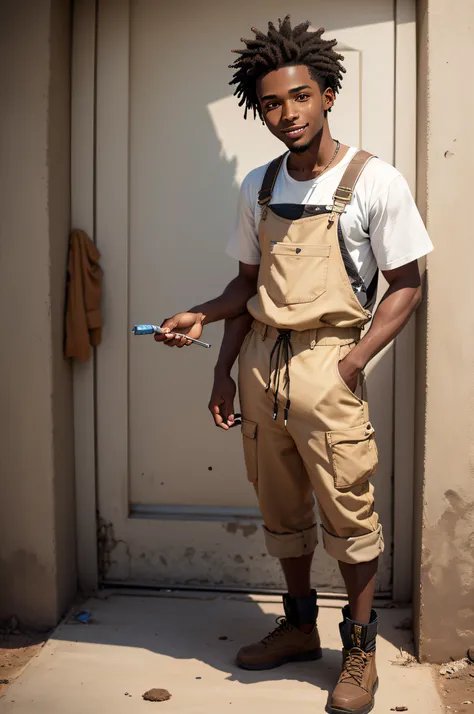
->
[296, 93, 309, 101]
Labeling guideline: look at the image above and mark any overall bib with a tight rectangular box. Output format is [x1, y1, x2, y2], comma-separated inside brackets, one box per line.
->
[238, 151, 384, 565]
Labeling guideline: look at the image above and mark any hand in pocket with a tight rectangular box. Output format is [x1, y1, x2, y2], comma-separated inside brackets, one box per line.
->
[338, 357, 360, 395]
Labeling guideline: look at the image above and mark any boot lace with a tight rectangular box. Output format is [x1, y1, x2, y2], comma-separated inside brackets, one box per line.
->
[339, 647, 369, 686]
[262, 617, 294, 645]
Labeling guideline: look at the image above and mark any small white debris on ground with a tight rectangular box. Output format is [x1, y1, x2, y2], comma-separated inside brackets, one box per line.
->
[440, 659, 470, 676]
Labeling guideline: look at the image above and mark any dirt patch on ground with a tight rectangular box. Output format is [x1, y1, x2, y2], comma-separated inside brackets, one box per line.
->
[0, 619, 47, 695]
[143, 688, 172, 702]
[434, 658, 474, 713]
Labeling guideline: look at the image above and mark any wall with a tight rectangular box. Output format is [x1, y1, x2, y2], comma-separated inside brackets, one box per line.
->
[0, 0, 76, 629]
[414, 0, 474, 662]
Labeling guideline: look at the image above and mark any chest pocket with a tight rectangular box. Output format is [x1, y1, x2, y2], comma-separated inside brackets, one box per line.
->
[266, 242, 331, 305]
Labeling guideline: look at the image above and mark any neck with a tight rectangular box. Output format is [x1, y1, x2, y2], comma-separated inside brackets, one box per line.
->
[287, 122, 335, 175]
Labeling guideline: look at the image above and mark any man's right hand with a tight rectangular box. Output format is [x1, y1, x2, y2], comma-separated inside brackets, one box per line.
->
[154, 312, 204, 348]
[208, 372, 241, 430]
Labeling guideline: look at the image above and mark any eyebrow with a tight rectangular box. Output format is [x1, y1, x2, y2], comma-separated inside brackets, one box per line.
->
[260, 85, 311, 102]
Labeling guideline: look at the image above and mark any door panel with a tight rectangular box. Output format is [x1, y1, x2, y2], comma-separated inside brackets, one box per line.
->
[96, 0, 397, 591]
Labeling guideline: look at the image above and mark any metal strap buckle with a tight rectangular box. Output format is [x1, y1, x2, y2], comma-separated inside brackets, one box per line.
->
[334, 185, 353, 202]
[258, 189, 272, 206]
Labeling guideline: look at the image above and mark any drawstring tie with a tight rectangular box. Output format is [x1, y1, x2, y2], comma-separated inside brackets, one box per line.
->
[265, 329, 293, 426]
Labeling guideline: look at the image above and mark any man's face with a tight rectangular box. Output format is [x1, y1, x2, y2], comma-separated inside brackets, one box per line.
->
[257, 65, 334, 153]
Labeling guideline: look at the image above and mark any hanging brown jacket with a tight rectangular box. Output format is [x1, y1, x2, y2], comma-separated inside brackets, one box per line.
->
[64, 229, 103, 361]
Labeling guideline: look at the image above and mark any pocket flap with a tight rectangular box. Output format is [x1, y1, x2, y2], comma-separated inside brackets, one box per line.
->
[326, 422, 377, 490]
[326, 422, 374, 447]
[242, 419, 257, 439]
[270, 243, 331, 258]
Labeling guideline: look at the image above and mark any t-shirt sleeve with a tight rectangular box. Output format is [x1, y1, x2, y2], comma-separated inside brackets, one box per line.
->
[368, 174, 433, 271]
[226, 174, 261, 265]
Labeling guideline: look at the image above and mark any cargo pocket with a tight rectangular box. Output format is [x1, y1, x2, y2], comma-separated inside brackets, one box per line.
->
[326, 422, 378, 489]
[242, 419, 258, 483]
[267, 243, 330, 305]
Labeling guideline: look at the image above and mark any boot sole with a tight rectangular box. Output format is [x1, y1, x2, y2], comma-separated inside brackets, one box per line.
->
[237, 647, 323, 671]
[327, 677, 379, 714]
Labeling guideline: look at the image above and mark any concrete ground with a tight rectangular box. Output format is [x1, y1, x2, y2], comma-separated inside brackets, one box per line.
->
[0, 591, 443, 713]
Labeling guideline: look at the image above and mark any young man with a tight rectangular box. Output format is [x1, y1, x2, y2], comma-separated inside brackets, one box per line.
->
[155, 17, 433, 714]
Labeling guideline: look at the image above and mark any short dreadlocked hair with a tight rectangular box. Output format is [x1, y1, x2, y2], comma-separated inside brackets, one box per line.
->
[229, 16, 345, 120]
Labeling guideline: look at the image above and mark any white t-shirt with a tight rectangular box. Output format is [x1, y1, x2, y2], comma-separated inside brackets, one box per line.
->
[226, 147, 433, 288]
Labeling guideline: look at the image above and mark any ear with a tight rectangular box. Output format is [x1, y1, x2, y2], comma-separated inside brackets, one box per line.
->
[323, 88, 335, 112]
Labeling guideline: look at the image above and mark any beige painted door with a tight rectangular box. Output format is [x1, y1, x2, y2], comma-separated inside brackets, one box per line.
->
[95, 0, 402, 593]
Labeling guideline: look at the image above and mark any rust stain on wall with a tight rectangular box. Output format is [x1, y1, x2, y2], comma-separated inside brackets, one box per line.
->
[97, 516, 130, 580]
[420, 489, 474, 662]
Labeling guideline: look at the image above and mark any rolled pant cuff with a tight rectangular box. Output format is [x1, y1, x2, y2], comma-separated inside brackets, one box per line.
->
[264, 523, 318, 558]
[322, 524, 384, 564]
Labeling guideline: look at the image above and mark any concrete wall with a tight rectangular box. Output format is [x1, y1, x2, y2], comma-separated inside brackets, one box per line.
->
[0, 0, 76, 629]
[414, 0, 474, 662]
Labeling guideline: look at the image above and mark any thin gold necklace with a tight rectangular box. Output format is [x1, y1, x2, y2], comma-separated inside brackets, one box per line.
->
[315, 139, 340, 176]
[288, 140, 341, 178]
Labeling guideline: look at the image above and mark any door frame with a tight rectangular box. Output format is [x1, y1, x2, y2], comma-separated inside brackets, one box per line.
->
[71, 0, 99, 594]
[71, 0, 417, 600]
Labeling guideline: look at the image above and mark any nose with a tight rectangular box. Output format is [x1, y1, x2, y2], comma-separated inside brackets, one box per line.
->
[281, 99, 299, 123]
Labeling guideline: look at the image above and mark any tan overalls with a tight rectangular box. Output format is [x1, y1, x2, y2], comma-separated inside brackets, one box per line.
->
[238, 151, 384, 565]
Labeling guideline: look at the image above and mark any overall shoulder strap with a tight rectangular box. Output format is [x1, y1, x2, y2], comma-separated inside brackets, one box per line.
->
[258, 153, 287, 207]
[328, 150, 375, 226]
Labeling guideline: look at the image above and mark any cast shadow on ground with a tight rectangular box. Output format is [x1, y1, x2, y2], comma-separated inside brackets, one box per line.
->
[53, 592, 414, 711]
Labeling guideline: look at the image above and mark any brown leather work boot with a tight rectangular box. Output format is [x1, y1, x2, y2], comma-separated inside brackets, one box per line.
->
[329, 606, 379, 714]
[236, 589, 322, 670]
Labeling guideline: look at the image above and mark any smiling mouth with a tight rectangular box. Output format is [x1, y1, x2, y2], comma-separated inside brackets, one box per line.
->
[282, 124, 309, 139]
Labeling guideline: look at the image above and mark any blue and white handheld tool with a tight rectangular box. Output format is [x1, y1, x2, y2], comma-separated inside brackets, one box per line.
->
[132, 324, 211, 349]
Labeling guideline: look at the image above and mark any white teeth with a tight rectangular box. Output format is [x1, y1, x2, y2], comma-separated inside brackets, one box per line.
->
[286, 127, 305, 137]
